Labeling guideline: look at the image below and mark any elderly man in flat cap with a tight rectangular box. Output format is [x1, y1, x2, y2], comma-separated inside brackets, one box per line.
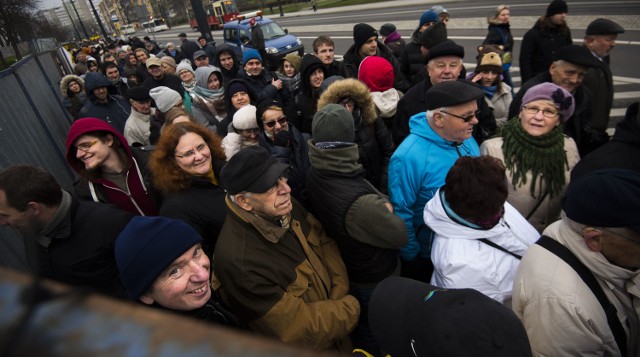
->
[394, 40, 496, 146]
[582, 18, 626, 150]
[388, 80, 483, 283]
[509, 44, 599, 156]
[212, 145, 360, 353]
[513, 168, 640, 356]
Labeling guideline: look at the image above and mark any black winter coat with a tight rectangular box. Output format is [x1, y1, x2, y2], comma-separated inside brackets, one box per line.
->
[483, 22, 514, 53]
[238, 68, 296, 121]
[571, 102, 640, 179]
[159, 164, 227, 259]
[38, 196, 133, 298]
[519, 20, 572, 83]
[399, 30, 424, 85]
[294, 54, 326, 134]
[258, 126, 310, 206]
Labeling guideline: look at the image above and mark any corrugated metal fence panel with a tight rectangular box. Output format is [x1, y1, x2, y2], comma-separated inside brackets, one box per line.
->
[0, 51, 76, 190]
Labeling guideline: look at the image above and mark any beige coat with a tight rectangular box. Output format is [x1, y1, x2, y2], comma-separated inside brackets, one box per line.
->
[485, 82, 513, 127]
[513, 219, 640, 356]
[480, 136, 580, 232]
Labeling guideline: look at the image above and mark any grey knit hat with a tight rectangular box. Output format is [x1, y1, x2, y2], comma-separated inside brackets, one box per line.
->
[149, 86, 182, 113]
[312, 103, 355, 144]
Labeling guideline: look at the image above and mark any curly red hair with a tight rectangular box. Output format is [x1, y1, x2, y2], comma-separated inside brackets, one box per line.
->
[150, 122, 225, 193]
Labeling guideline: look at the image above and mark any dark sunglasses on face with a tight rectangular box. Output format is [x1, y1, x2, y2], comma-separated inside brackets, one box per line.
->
[439, 109, 481, 122]
[264, 116, 287, 128]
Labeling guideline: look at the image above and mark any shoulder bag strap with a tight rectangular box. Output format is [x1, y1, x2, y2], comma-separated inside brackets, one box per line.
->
[536, 235, 628, 356]
[479, 238, 522, 260]
[526, 191, 548, 220]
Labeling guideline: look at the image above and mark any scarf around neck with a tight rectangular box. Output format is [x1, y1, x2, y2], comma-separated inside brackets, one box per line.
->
[500, 117, 568, 198]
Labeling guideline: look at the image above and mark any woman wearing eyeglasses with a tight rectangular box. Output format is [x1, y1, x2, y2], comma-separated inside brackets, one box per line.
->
[256, 99, 310, 206]
[480, 82, 580, 232]
[65, 118, 159, 216]
[149, 122, 227, 258]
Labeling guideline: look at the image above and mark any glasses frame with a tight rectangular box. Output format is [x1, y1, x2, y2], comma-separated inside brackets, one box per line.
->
[76, 139, 99, 152]
[439, 109, 481, 122]
[174, 143, 208, 159]
[522, 105, 559, 118]
[264, 116, 287, 128]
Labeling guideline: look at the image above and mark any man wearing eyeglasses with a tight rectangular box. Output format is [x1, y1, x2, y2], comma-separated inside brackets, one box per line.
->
[509, 45, 599, 156]
[388, 80, 484, 284]
[212, 146, 360, 353]
[394, 40, 496, 146]
[513, 168, 640, 356]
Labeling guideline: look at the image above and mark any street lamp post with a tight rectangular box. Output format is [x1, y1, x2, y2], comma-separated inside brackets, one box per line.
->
[69, 0, 89, 39]
[88, 0, 110, 40]
[62, 0, 82, 40]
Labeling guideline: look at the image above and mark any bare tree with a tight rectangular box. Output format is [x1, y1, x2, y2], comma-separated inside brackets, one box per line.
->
[0, 0, 40, 60]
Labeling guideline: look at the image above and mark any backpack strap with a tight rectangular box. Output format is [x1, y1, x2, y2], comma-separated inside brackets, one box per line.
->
[479, 238, 522, 260]
[536, 235, 628, 356]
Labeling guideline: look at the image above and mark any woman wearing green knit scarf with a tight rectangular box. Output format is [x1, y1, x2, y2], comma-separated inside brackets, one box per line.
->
[480, 82, 580, 232]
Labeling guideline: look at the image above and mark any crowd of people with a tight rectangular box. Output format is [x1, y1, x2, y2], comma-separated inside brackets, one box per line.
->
[1, 1, 639, 356]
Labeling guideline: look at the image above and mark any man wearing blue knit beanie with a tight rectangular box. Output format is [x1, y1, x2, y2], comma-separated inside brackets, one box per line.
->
[115, 216, 241, 327]
[238, 48, 295, 122]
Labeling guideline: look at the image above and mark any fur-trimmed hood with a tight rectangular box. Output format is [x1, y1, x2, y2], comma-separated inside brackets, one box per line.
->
[317, 78, 377, 126]
[60, 74, 85, 98]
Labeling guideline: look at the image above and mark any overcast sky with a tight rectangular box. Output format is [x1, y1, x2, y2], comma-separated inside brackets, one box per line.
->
[40, 0, 63, 10]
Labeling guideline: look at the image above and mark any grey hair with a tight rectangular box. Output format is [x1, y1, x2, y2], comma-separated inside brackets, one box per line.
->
[426, 107, 447, 122]
[229, 192, 252, 204]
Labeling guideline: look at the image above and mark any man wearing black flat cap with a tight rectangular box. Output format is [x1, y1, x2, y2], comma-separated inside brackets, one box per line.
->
[510, 44, 600, 156]
[582, 18, 626, 152]
[212, 145, 360, 353]
[513, 168, 640, 356]
[340, 23, 408, 92]
[395, 40, 495, 146]
[388, 80, 483, 283]
[519, 0, 572, 83]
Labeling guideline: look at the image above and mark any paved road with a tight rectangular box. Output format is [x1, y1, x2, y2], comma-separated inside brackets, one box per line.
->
[144, 0, 640, 128]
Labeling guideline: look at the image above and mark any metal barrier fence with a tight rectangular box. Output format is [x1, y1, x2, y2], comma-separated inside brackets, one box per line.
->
[0, 47, 76, 188]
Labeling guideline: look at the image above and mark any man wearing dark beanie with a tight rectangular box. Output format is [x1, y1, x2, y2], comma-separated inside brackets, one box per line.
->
[340, 23, 408, 92]
[519, 0, 572, 82]
[306, 104, 407, 355]
[513, 168, 640, 356]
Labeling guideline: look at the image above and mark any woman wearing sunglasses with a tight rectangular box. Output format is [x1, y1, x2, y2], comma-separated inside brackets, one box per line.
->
[481, 82, 580, 232]
[256, 99, 310, 206]
[149, 122, 227, 258]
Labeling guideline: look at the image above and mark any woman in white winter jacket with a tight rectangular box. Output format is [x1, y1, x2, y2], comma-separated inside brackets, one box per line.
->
[425, 156, 539, 306]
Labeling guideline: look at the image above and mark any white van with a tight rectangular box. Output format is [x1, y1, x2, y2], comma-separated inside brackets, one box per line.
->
[121, 24, 135, 35]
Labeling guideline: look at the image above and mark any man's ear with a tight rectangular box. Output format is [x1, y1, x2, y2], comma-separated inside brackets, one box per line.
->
[26, 202, 40, 216]
[583, 227, 603, 252]
[139, 293, 154, 305]
[235, 194, 253, 212]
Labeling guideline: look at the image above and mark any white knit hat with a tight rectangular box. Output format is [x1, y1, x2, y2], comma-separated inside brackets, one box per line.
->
[149, 86, 181, 113]
[233, 105, 258, 130]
